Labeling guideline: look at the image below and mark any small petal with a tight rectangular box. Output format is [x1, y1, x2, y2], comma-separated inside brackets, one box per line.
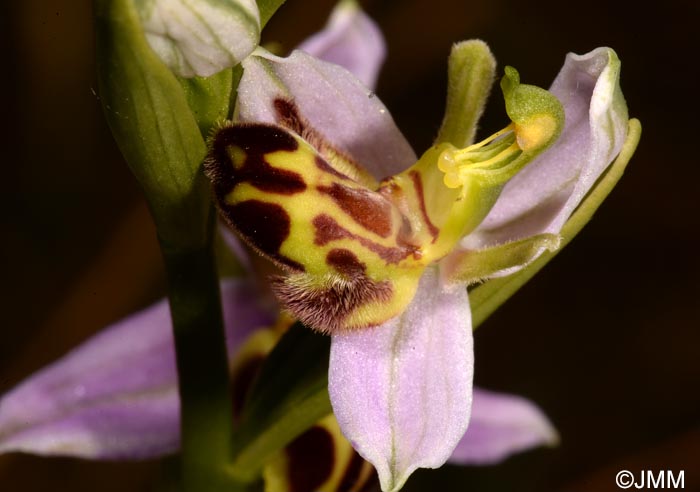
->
[463, 47, 628, 249]
[0, 280, 272, 459]
[449, 388, 558, 465]
[136, 0, 261, 77]
[436, 40, 496, 148]
[329, 269, 473, 492]
[237, 49, 416, 180]
[440, 233, 560, 285]
[297, 0, 386, 90]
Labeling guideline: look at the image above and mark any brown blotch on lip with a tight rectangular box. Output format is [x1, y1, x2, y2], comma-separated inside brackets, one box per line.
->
[318, 183, 393, 238]
[273, 98, 308, 137]
[223, 200, 304, 272]
[315, 155, 352, 181]
[205, 124, 307, 196]
[313, 214, 350, 246]
[409, 170, 439, 240]
[326, 248, 367, 277]
[273, 97, 372, 185]
[338, 451, 370, 492]
[313, 214, 419, 265]
[285, 426, 335, 492]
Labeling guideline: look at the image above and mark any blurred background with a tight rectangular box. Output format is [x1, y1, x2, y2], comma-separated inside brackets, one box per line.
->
[1, 0, 698, 490]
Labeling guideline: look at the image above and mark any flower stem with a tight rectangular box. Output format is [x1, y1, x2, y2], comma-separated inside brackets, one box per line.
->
[160, 223, 242, 491]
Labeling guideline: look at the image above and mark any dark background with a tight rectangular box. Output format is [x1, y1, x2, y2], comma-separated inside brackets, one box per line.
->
[1, 0, 698, 490]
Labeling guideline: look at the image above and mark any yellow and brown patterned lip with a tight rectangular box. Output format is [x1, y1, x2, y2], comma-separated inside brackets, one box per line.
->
[311, 214, 418, 265]
[271, 98, 374, 187]
[205, 124, 307, 273]
[274, 420, 378, 492]
[204, 98, 444, 333]
[318, 183, 393, 239]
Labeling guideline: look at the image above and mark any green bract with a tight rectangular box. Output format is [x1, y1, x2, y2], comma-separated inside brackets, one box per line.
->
[95, 0, 210, 247]
[134, 0, 261, 78]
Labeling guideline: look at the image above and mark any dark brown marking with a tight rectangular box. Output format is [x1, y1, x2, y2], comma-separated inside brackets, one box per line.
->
[205, 123, 306, 196]
[224, 200, 304, 272]
[318, 183, 393, 238]
[272, 97, 370, 183]
[207, 124, 298, 179]
[285, 426, 335, 492]
[315, 155, 351, 180]
[313, 214, 350, 246]
[273, 98, 308, 137]
[312, 214, 418, 265]
[359, 472, 380, 492]
[338, 452, 367, 492]
[326, 248, 366, 277]
[409, 170, 439, 240]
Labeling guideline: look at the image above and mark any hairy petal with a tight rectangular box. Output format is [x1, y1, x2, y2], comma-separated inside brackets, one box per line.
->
[0, 280, 272, 459]
[329, 269, 473, 492]
[449, 388, 558, 465]
[462, 47, 628, 250]
[297, 0, 386, 90]
[237, 49, 416, 180]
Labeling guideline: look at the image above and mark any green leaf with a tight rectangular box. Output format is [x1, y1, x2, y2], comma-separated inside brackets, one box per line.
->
[470, 118, 642, 328]
[229, 323, 331, 482]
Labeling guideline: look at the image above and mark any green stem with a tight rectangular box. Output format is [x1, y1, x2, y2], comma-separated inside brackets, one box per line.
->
[94, 0, 247, 487]
[161, 223, 243, 491]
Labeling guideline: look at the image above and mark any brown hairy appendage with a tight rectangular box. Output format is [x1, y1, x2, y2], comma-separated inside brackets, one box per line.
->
[271, 248, 392, 334]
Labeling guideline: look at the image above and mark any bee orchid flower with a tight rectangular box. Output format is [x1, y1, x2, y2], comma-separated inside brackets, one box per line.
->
[0, 3, 638, 492]
[205, 7, 633, 489]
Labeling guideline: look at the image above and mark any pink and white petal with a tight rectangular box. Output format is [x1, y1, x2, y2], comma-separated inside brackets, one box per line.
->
[463, 47, 628, 249]
[0, 280, 273, 459]
[237, 49, 416, 180]
[329, 269, 473, 492]
[449, 388, 558, 465]
[297, 0, 386, 90]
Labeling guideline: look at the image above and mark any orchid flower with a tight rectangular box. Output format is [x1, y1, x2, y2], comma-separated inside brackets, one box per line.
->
[204, 5, 634, 491]
[1, 2, 640, 492]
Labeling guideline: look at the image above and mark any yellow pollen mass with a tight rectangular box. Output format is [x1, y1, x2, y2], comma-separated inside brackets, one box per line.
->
[514, 114, 557, 152]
